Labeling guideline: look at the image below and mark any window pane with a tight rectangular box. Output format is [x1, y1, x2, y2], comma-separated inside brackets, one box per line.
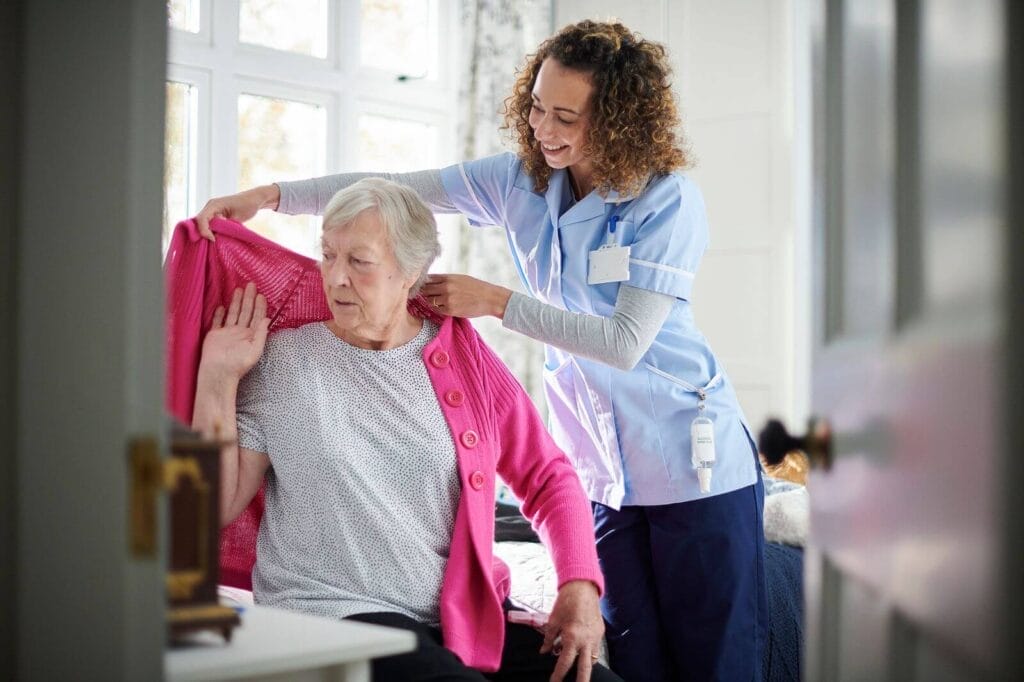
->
[361, 0, 434, 76]
[167, 0, 200, 33]
[239, 0, 328, 58]
[238, 94, 326, 257]
[164, 81, 196, 253]
[356, 114, 457, 270]
[357, 114, 438, 171]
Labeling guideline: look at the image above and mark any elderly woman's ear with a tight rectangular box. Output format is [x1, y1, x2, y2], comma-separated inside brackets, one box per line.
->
[403, 270, 423, 297]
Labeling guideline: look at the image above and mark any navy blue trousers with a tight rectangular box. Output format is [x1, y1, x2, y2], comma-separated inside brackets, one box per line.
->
[593, 481, 768, 681]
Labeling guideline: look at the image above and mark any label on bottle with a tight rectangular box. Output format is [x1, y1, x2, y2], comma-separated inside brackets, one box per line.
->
[691, 417, 716, 467]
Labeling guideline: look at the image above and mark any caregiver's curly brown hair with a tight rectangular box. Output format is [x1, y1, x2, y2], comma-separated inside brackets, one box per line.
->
[503, 20, 691, 197]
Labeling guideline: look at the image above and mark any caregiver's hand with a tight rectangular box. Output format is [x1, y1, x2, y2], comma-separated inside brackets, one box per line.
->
[541, 580, 604, 682]
[195, 184, 281, 241]
[420, 274, 512, 319]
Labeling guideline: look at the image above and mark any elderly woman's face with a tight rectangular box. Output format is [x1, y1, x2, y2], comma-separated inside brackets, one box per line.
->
[320, 210, 416, 337]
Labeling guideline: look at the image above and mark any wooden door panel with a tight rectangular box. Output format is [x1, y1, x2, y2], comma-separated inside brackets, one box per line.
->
[919, 0, 1005, 312]
[811, 335, 999, 664]
[832, 0, 895, 340]
[810, 0, 1006, 678]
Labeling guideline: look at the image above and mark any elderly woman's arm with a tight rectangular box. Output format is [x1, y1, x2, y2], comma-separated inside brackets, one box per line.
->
[481, 339, 605, 680]
[191, 283, 271, 527]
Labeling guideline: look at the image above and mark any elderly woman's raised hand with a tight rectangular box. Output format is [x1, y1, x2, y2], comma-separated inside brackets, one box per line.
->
[198, 283, 270, 381]
[541, 580, 605, 682]
[194, 184, 281, 241]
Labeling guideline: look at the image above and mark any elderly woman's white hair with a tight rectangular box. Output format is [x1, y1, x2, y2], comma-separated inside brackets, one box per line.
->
[321, 178, 441, 296]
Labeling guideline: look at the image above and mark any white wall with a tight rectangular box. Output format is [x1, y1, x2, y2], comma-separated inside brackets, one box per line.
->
[554, 0, 811, 430]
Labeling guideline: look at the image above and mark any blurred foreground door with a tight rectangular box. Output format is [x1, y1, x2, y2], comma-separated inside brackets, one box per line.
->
[14, 0, 167, 678]
[806, 0, 1021, 679]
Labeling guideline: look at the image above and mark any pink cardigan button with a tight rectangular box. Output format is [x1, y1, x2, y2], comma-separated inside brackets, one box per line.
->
[460, 430, 479, 448]
[445, 389, 465, 407]
[430, 350, 450, 368]
[469, 471, 485, 490]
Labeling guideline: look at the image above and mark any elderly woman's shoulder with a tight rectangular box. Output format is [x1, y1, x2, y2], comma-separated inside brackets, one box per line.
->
[261, 322, 327, 359]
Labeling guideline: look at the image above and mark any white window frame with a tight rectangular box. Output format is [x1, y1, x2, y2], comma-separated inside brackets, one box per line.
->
[233, 79, 336, 183]
[166, 0, 460, 220]
[168, 0, 210, 43]
[165, 65, 211, 221]
[352, 99, 448, 169]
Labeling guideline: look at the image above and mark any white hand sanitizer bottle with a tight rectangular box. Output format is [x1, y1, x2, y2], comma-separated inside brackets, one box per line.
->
[691, 410, 716, 494]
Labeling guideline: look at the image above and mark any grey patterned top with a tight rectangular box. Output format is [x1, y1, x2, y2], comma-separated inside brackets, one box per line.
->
[235, 319, 460, 625]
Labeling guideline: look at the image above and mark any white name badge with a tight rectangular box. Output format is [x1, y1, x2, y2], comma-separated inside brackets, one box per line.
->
[588, 244, 631, 285]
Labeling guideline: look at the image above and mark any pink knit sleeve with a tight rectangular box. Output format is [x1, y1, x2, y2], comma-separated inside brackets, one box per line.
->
[164, 219, 210, 424]
[476, 338, 604, 595]
[164, 216, 332, 590]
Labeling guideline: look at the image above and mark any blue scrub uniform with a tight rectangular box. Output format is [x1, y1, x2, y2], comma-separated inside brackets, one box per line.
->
[440, 153, 767, 681]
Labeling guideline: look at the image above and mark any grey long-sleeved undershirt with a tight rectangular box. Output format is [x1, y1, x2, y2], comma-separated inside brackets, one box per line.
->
[279, 170, 458, 216]
[277, 171, 675, 371]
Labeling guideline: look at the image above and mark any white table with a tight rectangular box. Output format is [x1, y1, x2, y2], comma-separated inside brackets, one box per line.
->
[165, 604, 417, 682]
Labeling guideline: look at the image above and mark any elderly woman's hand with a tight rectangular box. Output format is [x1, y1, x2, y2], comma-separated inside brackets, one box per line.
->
[198, 283, 270, 382]
[541, 580, 604, 682]
[194, 185, 281, 241]
[420, 274, 513, 319]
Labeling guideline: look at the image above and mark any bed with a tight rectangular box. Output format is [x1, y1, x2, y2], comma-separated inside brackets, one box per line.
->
[495, 475, 807, 682]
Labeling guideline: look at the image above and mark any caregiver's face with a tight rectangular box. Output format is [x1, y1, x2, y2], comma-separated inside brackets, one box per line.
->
[528, 58, 595, 175]
[320, 209, 415, 338]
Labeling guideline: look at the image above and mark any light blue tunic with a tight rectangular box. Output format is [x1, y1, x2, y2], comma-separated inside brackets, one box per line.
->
[440, 152, 758, 509]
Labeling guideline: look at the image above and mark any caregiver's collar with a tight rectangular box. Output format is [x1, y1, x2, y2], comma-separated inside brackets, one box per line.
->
[549, 170, 645, 226]
[603, 184, 646, 203]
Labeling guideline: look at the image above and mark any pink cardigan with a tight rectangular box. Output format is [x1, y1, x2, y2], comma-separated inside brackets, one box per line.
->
[165, 218, 604, 671]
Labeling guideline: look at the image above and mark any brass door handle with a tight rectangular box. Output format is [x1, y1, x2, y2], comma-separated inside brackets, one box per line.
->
[129, 436, 163, 558]
[758, 417, 834, 471]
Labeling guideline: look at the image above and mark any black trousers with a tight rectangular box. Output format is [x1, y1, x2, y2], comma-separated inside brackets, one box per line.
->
[346, 610, 623, 682]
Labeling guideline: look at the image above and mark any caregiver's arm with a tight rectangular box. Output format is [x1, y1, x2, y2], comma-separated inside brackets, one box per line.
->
[504, 285, 673, 371]
[423, 278, 674, 372]
[194, 169, 456, 240]
[278, 169, 456, 215]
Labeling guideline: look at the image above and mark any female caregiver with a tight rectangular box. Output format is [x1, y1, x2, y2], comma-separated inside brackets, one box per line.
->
[197, 20, 767, 682]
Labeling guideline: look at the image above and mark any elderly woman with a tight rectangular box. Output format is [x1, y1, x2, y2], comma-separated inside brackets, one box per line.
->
[190, 179, 620, 682]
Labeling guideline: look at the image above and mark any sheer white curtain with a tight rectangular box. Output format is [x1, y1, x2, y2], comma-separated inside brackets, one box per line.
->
[454, 0, 551, 408]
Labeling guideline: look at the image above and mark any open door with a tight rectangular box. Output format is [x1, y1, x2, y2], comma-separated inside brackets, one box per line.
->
[800, 0, 1020, 679]
[12, 0, 167, 678]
